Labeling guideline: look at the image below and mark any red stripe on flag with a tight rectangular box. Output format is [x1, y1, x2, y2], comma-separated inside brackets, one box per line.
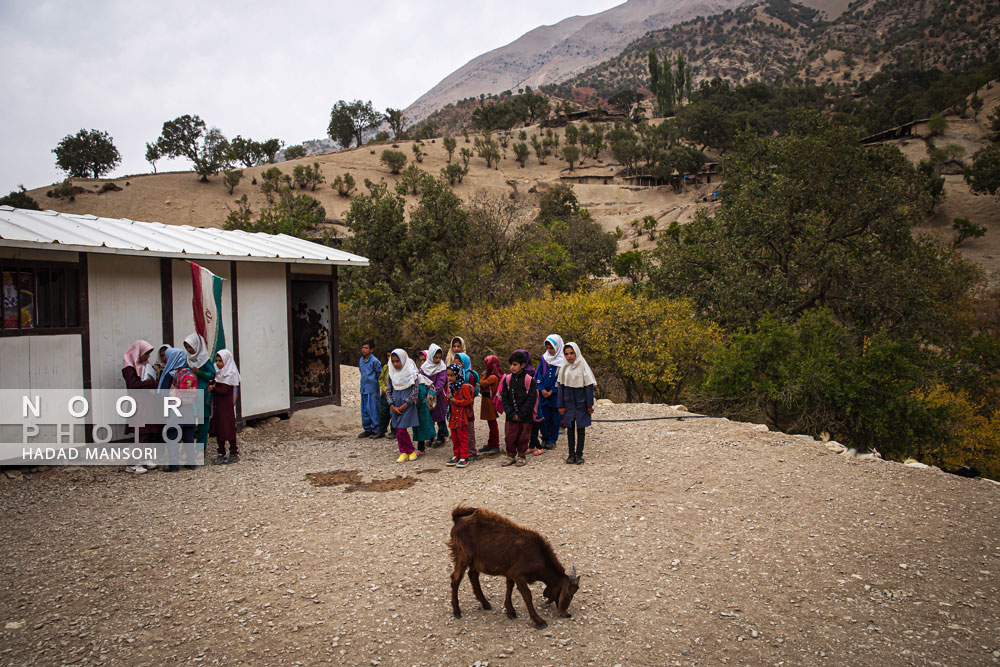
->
[191, 262, 207, 340]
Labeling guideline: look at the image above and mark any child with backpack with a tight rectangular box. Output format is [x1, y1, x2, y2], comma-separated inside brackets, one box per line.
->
[514, 349, 544, 451]
[386, 348, 420, 462]
[534, 334, 565, 452]
[446, 363, 473, 468]
[157, 347, 196, 471]
[500, 350, 537, 467]
[558, 342, 596, 464]
[456, 353, 479, 457]
[478, 355, 503, 454]
[375, 351, 392, 439]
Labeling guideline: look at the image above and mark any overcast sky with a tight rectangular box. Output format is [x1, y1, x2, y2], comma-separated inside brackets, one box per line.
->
[0, 0, 621, 194]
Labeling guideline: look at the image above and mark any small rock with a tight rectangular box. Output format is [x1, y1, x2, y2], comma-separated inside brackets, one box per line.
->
[4, 469, 23, 480]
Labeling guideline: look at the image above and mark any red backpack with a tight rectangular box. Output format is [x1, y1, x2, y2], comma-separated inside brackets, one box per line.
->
[494, 373, 539, 421]
[171, 369, 198, 405]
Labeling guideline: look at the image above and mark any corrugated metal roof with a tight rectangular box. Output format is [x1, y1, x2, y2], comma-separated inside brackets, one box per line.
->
[0, 206, 369, 266]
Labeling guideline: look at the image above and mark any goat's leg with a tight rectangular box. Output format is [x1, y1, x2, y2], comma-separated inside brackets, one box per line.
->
[515, 580, 547, 629]
[504, 577, 517, 619]
[450, 563, 467, 618]
[467, 569, 492, 610]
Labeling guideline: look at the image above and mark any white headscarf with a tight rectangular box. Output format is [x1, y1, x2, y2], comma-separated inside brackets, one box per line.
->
[421, 343, 446, 376]
[184, 332, 211, 369]
[389, 348, 418, 390]
[543, 334, 566, 368]
[214, 349, 241, 386]
[557, 342, 596, 388]
[417, 373, 435, 388]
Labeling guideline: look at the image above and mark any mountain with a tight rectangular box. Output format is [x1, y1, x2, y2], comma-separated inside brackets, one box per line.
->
[547, 0, 1000, 100]
[401, 0, 758, 125]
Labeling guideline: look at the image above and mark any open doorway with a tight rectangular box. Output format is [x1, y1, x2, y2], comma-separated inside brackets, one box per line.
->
[290, 279, 333, 403]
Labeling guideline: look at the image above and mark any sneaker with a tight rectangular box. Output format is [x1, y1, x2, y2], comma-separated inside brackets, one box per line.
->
[501, 457, 517, 467]
[574, 455, 585, 465]
[408, 451, 419, 461]
[224, 454, 240, 464]
[397, 453, 408, 463]
[374, 432, 387, 439]
[214, 454, 226, 465]
[126, 465, 148, 474]
[447, 456, 459, 466]
[358, 431, 372, 439]
[456, 458, 468, 468]
[479, 446, 500, 455]
[565, 454, 577, 464]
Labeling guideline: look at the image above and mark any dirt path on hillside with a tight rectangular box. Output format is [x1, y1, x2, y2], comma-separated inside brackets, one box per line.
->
[1, 369, 998, 666]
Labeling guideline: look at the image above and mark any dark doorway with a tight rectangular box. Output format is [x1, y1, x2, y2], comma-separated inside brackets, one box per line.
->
[291, 280, 333, 402]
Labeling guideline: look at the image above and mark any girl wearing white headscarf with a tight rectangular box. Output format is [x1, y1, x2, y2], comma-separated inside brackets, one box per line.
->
[534, 334, 566, 452]
[420, 343, 450, 445]
[183, 332, 216, 456]
[208, 349, 241, 464]
[557, 342, 596, 465]
[386, 348, 421, 462]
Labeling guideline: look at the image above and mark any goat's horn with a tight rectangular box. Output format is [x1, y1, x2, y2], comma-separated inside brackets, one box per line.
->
[570, 563, 577, 578]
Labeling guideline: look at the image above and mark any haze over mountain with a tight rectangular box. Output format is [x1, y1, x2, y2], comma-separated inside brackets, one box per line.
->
[402, 0, 849, 125]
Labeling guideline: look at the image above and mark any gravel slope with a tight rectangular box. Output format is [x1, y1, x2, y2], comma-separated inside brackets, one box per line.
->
[1, 366, 998, 666]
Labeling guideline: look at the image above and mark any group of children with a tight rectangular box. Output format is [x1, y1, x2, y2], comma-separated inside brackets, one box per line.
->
[120, 335, 241, 473]
[358, 334, 597, 468]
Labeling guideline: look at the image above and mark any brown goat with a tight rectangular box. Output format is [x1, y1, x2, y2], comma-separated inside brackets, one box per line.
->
[448, 506, 580, 628]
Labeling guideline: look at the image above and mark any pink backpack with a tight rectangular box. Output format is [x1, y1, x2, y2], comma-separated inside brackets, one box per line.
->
[494, 373, 540, 421]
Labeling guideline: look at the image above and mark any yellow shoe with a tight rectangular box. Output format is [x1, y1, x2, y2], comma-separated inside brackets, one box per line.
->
[397, 453, 408, 463]
[408, 451, 418, 461]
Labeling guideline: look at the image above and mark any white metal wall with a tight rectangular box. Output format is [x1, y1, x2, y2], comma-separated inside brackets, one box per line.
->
[88, 254, 163, 392]
[0, 335, 84, 443]
[235, 262, 290, 417]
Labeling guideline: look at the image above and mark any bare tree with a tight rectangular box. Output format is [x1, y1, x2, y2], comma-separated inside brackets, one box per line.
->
[466, 190, 536, 280]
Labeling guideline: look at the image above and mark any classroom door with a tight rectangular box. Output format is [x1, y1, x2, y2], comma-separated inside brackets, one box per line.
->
[290, 279, 333, 402]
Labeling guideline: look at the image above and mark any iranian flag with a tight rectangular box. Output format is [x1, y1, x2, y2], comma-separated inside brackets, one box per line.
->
[190, 262, 226, 356]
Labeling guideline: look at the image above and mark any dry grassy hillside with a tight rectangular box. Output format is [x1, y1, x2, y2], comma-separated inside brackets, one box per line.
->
[24, 122, 715, 256]
[25, 84, 1000, 283]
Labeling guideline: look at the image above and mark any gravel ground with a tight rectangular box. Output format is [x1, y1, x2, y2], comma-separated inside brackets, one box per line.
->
[1, 366, 998, 666]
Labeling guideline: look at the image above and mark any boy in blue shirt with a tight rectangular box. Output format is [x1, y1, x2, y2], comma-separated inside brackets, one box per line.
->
[358, 338, 382, 438]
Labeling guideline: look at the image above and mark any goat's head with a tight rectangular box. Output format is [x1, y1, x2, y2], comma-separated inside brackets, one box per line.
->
[555, 562, 581, 617]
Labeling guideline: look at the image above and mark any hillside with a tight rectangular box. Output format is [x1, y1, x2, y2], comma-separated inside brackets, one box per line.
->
[547, 0, 1000, 100]
[401, 0, 756, 125]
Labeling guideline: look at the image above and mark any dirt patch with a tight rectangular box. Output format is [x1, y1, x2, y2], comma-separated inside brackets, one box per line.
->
[415, 467, 442, 474]
[305, 469, 418, 492]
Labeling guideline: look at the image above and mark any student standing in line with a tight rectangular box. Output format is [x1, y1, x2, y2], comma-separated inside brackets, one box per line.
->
[535, 334, 565, 452]
[456, 352, 480, 458]
[421, 343, 449, 446]
[358, 338, 382, 438]
[478, 355, 503, 454]
[558, 342, 596, 465]
[157, 346, 192, 472]
[412, 353, 437, 452]
[446, 363, 473, 468]
[208, 349, 241, 464]
[500, 351, 537, 467]
[386, 348, 420, 462]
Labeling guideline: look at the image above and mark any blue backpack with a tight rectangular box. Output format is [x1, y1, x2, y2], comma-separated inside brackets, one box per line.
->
[468, 370, 481, 397]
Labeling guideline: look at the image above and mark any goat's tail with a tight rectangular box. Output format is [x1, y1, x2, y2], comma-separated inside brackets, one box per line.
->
[452, 506, 477, 522]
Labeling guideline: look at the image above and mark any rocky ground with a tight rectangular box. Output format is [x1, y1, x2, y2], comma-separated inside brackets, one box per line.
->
[1, 366, 999, 666]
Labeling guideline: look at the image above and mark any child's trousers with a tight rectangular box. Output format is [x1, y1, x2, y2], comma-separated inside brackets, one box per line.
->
[452, 426, 469, 459]
[396, 428, 415, 454]
[504, 420, 531, 457]
[377, 394, 391, 434]
[360, 392, 379, 432]
[540, 405, 561, 443]
[486, 419, 500, 449]
[566, 425, 586, 456]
